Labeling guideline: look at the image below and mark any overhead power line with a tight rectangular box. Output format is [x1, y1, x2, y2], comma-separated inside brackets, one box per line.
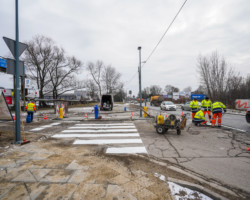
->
[124, 0, 188, 87]
[143, 0, 188, 66]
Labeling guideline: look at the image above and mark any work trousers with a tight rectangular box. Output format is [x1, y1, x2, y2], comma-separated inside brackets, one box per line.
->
[212, 112, 222, 127]
[203, 111, 212, 122]
[192, 112, 197, 119]
[193, 119, 207, 125]
[27, 112, 34, 122]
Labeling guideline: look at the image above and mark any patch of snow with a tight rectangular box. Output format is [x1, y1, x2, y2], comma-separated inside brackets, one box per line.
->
[168, 181, 213, 200]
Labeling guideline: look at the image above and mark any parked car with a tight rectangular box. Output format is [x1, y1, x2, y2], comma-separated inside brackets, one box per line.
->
[181, 101, 201, 111]
[160, 101, 176, 111]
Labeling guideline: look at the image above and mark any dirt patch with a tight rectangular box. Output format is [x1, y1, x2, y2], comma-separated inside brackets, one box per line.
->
[0, 123, 45, 154]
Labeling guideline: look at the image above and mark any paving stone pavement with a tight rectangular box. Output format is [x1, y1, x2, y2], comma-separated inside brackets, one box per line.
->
[0, 140, 174, 200]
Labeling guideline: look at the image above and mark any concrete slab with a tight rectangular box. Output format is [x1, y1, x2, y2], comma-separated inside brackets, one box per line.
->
[39, 169, 73, 183]
[12, 170, 36, 182]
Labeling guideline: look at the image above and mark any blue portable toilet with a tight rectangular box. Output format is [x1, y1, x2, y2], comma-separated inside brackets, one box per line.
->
[94, 105, 99, 119]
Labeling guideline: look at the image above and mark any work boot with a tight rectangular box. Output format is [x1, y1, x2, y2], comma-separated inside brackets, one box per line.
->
[218, 125, 221, 128]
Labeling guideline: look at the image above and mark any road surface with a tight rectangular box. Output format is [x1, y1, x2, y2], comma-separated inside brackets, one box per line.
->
[148, 105, 250, 133]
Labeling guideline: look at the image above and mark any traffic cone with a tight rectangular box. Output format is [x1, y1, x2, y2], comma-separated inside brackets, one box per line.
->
[44, 113, 47, 120]
[85, 113, 87, 119]
[247, 147, 250, 151]
[181, 111, 183, 117]
[131, 112, 133, 118]
[13, 114, 16, 121]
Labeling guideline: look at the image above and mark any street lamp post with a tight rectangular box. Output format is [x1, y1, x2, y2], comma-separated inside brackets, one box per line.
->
[15, 0, 21, 143]
[138, 46, 142, 117]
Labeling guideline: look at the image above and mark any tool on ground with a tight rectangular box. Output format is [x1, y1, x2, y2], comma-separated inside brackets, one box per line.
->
[19, 102, 30, 145]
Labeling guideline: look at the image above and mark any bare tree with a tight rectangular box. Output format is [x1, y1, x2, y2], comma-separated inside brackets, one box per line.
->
[102, 65, 121, 94]
[197, 51, 233, 101]
[24, 35, 82, 102]
[47, 46, 82, 99]
[164, 84, 179, 94]
[86, 60, 103, 99]
[84, 79, 98, 100]
[197, 51, 250, 107]
[24, 35, 53, 103]
[183, 86, 192, 92]
[149, 85, 162, 96]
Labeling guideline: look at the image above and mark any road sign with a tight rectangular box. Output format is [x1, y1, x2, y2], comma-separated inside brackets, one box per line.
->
[0, 58, 7, 68]
[6, 58, 25, 76]
[3, 37, 27, 58]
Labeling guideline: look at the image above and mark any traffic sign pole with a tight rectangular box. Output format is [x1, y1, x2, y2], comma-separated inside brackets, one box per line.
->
[15, 0, 21, 143]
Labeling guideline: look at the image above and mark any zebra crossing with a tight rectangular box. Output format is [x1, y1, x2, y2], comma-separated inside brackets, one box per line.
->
[52, 122, 148, 155]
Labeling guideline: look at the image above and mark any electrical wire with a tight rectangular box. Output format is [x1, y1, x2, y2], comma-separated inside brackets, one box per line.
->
[124, 0, 188, 87]
[143, 0, 188, 67]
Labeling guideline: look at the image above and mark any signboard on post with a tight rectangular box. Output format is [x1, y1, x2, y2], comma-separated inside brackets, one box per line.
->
[0, 58, 7, 68]
[0, 92, 13, 121]
[6, 58, 25, 76]
[235, 99, 250, 110]
[3, 37, 27, 58]
[173, 92, 180, 100]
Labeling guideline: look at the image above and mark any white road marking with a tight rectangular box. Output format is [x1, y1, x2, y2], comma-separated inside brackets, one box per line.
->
[30, 128, 44, 131]
[73, 139, 143, 144]
[68, 126, 135, 129]
[106, 147, 147, 154]
[52, 133, 140, 138]
[62, 129, 138, 133]
[31, 122, 61, 131]
[75, 123, 134, 126]
[41, 125, 53, 128]
[221, 125, 247, 133]
[50, 122, 61, 125]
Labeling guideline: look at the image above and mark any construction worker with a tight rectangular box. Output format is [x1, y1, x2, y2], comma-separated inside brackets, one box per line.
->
[189, 98, 199, 119]
[211, 101, 226, 127]
[193, 109, 207, 126]
[201, 97, 212, 122]
[25, 99, 36, 122]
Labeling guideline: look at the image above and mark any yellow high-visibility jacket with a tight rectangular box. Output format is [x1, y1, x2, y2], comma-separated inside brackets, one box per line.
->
[25, 102, 36, 112]
[201, 99, 212, 111]
[211, 102, 226, 113]
[194, 110, 205, 120]
[189, 100, 199, 112]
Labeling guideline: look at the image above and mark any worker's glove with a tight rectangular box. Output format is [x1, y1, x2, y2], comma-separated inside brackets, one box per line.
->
[224, 109, 227, 113]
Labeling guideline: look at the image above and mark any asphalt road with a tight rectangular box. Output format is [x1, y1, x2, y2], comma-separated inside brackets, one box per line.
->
[148, 105, 250, 133]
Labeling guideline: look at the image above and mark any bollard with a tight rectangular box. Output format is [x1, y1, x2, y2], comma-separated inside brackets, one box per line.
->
[144, 106, 147, 118]
[59, 108, 63, 119]
[124, 106, 127, 112]
[94, 105, 99, 119]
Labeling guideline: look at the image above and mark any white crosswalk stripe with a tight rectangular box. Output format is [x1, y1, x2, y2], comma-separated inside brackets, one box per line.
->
[52, 122, 147, 155]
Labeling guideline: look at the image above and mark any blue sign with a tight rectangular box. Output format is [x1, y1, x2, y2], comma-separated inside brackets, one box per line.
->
[191, 94, 206, 100]
[0, 58, 7, 68]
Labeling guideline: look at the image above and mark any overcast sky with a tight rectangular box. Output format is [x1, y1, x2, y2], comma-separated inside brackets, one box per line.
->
[0, 0, 249, 95]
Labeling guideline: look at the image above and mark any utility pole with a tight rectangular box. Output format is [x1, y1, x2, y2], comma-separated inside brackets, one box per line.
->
[15, 0, 21, 143]
[138, 46, 142, 117]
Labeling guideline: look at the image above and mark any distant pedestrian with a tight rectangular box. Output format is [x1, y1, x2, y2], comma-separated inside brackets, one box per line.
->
[193, 109, 207, 126]
[211, 101, 226, 127]
[189, 98, 199, 119]
[201, 97, 212, 122]
[25, 99, 36, 122]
